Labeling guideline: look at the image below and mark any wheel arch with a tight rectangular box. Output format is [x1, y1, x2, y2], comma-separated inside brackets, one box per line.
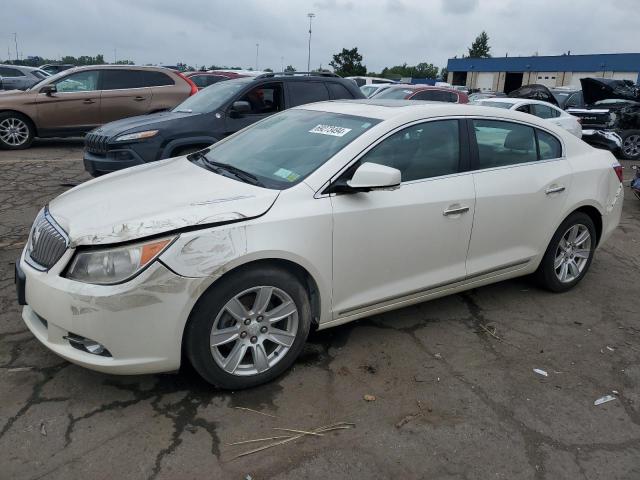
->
[0, 109, 38, 136]
[569, 204, 603, 246]
[161, 136, 217, 159]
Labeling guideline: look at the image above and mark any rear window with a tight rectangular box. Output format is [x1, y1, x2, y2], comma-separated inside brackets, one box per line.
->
[375, 88, 414, 99]
[326, 82, 354, 100]
[288, 81, 330, 106]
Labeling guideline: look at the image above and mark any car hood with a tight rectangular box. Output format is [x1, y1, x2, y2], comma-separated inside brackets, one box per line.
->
[92, 110, 198, 137]
[508, 84, 559, 106]
[48, 157, 279, 246]
[580, 77, 640, 105]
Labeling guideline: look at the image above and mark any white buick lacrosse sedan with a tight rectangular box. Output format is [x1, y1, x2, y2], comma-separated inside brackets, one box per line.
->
[16, 100, 624, 389]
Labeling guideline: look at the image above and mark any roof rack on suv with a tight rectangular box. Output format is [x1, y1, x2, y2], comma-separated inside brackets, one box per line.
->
[255, 71, 341, 79]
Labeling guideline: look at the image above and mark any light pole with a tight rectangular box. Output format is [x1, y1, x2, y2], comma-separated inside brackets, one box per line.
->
[307, 13, 315, 72]
[281, 56, 284, 72]
[255, 43, 259, 71]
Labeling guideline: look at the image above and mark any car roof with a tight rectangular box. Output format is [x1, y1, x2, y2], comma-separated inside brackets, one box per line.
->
[0, 64, 41, 72]
[477, 97, 561, 108]
[59, 65, 179, 73]
[294, 100, 569, 128]
[384, 84, 460, 93]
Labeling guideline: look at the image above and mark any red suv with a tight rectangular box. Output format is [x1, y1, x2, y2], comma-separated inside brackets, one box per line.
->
[374, 85, 469, 103]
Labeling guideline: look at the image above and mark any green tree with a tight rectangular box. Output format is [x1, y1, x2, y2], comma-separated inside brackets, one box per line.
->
[329, 47, 366, 77]
[468, 31, 491, 58]
[440, 67, 449, 81]
[414, 62, 439, 79]
[284, 65, 296, 72]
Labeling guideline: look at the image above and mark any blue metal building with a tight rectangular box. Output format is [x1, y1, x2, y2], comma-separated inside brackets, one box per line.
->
[446, 53, 640, 93]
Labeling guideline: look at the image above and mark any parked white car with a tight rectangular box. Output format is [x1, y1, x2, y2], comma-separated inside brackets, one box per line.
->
[471, 97, 583, 138]
[347, 76, 396, 87]
[360, 83, 399, 98]
[17, 100, 623, 389]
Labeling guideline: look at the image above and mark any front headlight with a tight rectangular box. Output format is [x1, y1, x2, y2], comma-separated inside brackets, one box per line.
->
[66, 236, 175, 285]
[114, 130, 159, 142]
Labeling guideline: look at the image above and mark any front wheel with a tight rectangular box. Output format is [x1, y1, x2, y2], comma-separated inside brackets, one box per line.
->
[185, 267, 311, 389]
[534, 212, 596, 292]
[621, 130, 640, 160]
[0, 112, 34, 149]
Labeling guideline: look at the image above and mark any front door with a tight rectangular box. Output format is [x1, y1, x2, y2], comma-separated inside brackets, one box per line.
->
[35, 70, 101, 133]
[466, 118, 572, 275]
[330, 119, 476, 317]
[223, 82, 284, 136]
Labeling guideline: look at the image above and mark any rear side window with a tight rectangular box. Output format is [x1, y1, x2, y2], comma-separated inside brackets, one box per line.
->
[102, 70, 146, 89]
[473, 120, 537, 169]
[0, 67, 24, 77]
[139, 71, 174, 87]
[537, 130, 562, 160]
[288, 81, 329, 106]
[190, 75, 209, 88]
[531, 104, 560, 119]
[326, 82, 353, 100]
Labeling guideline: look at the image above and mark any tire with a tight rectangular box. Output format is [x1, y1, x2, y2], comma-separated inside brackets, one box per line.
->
[185, 267, 312, 389]
[534, 212, 597, 293]
[621, 130, 640, 160]
[0, 112, 34, 150]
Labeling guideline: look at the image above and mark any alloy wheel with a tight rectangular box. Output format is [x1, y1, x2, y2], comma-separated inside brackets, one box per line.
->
[209, 286, 299, 376]
[554, 224, 592, 283]
[623, 134, 640, 158]
[0, 117, 29, 146]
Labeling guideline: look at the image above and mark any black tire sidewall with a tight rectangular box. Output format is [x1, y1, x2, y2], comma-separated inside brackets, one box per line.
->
[185, 267, 312, 389]
[536, 212, 597, 292]
[0, 112, 34, 150]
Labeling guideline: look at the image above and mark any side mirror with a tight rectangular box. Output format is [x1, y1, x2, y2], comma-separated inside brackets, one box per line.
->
[229, 100, 251, 118]
[40, 84, 57, 96]
[346, 162, 401, 191]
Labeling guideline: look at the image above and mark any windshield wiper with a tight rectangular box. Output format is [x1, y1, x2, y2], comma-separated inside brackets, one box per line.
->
[189, 152, 264, 187]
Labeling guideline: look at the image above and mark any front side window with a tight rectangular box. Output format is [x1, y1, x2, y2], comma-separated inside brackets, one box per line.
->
[237, 83, 284, 114]
[531, 104, 559, 119]
[473, 120, 537, 169]
[55, 70, 99, 92]
[192, 109, 380, 189]
[516, 104, 532, 114]
[0, 67, 24, 77]
[359, 120, 460, 182]
[288, 82, 329, 107]
[101, 70, 145, 89]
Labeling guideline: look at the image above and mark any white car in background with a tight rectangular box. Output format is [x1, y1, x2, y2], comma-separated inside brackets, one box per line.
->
[347, 76, 396, 87]
[360, 83, 400, 98]
[471, 97, 583, 138]
[17, 101, 623, 389]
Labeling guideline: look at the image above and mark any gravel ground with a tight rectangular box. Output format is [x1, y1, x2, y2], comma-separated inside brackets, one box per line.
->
[1, 139, 639, 480]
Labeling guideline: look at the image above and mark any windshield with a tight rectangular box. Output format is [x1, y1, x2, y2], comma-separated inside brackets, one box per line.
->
[375, 88, 414, 99]
[472, 101, 513, 109]
[173, 78, 251, 113]
[191, 109, 381, 189]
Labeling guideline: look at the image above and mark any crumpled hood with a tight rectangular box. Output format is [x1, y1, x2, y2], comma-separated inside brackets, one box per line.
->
[48, 157, 279, 246]
[580, 78, 640, 105]
[92, 110, 198, 137]
[508, 84, 559, 106]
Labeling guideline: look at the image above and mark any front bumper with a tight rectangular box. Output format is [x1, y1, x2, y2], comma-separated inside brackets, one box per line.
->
[83, 149, 145, 177]
[18, 250, 204, 375]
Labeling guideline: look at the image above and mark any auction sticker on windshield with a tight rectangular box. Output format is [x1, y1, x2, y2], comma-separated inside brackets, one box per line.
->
[274, 168, 301, 182]
[309, 124, 352, 137]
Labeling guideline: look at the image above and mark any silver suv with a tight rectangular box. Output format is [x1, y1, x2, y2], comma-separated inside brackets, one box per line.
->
[0, 65, 50, 90]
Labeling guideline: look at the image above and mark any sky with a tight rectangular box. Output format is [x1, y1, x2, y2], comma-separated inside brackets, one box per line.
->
[3, 0, 640, 73]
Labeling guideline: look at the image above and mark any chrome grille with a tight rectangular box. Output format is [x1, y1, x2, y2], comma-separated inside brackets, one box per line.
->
[85, 132, 109, 154]
[26, 210, 68, 270]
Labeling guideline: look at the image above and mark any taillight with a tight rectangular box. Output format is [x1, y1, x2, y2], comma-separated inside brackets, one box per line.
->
[613, 164, 624, 183]
[178, 72, 198, 96]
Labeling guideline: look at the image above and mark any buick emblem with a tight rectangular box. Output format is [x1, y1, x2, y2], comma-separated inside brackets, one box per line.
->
[31, 223, 42, 249]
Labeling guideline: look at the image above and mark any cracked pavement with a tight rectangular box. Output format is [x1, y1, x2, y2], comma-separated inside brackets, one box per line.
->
[1, 139, 639, 479]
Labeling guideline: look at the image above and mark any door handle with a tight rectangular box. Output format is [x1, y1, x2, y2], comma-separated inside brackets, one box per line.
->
[545, 185, 565, 195]
[83, 99, 95, 104]
[443, 205, 470, 216]
[134, 96, 146, 102]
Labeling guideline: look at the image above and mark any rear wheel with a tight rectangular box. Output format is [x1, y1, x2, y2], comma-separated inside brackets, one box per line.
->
[0, 112, 34, 150]
[185, 267, 311, 389]
[534, 212, 596, 292]
[621, 130, 640, 160]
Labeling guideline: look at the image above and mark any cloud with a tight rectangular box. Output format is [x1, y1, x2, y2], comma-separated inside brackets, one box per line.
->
[441, 0, 479, 15]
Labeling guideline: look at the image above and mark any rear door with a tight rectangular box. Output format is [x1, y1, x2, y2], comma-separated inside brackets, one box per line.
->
[466, 118, 572, 276]
[287, 81, 329, 107]
[99, 69, 153, 123]
[35, 69, 101, 132]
